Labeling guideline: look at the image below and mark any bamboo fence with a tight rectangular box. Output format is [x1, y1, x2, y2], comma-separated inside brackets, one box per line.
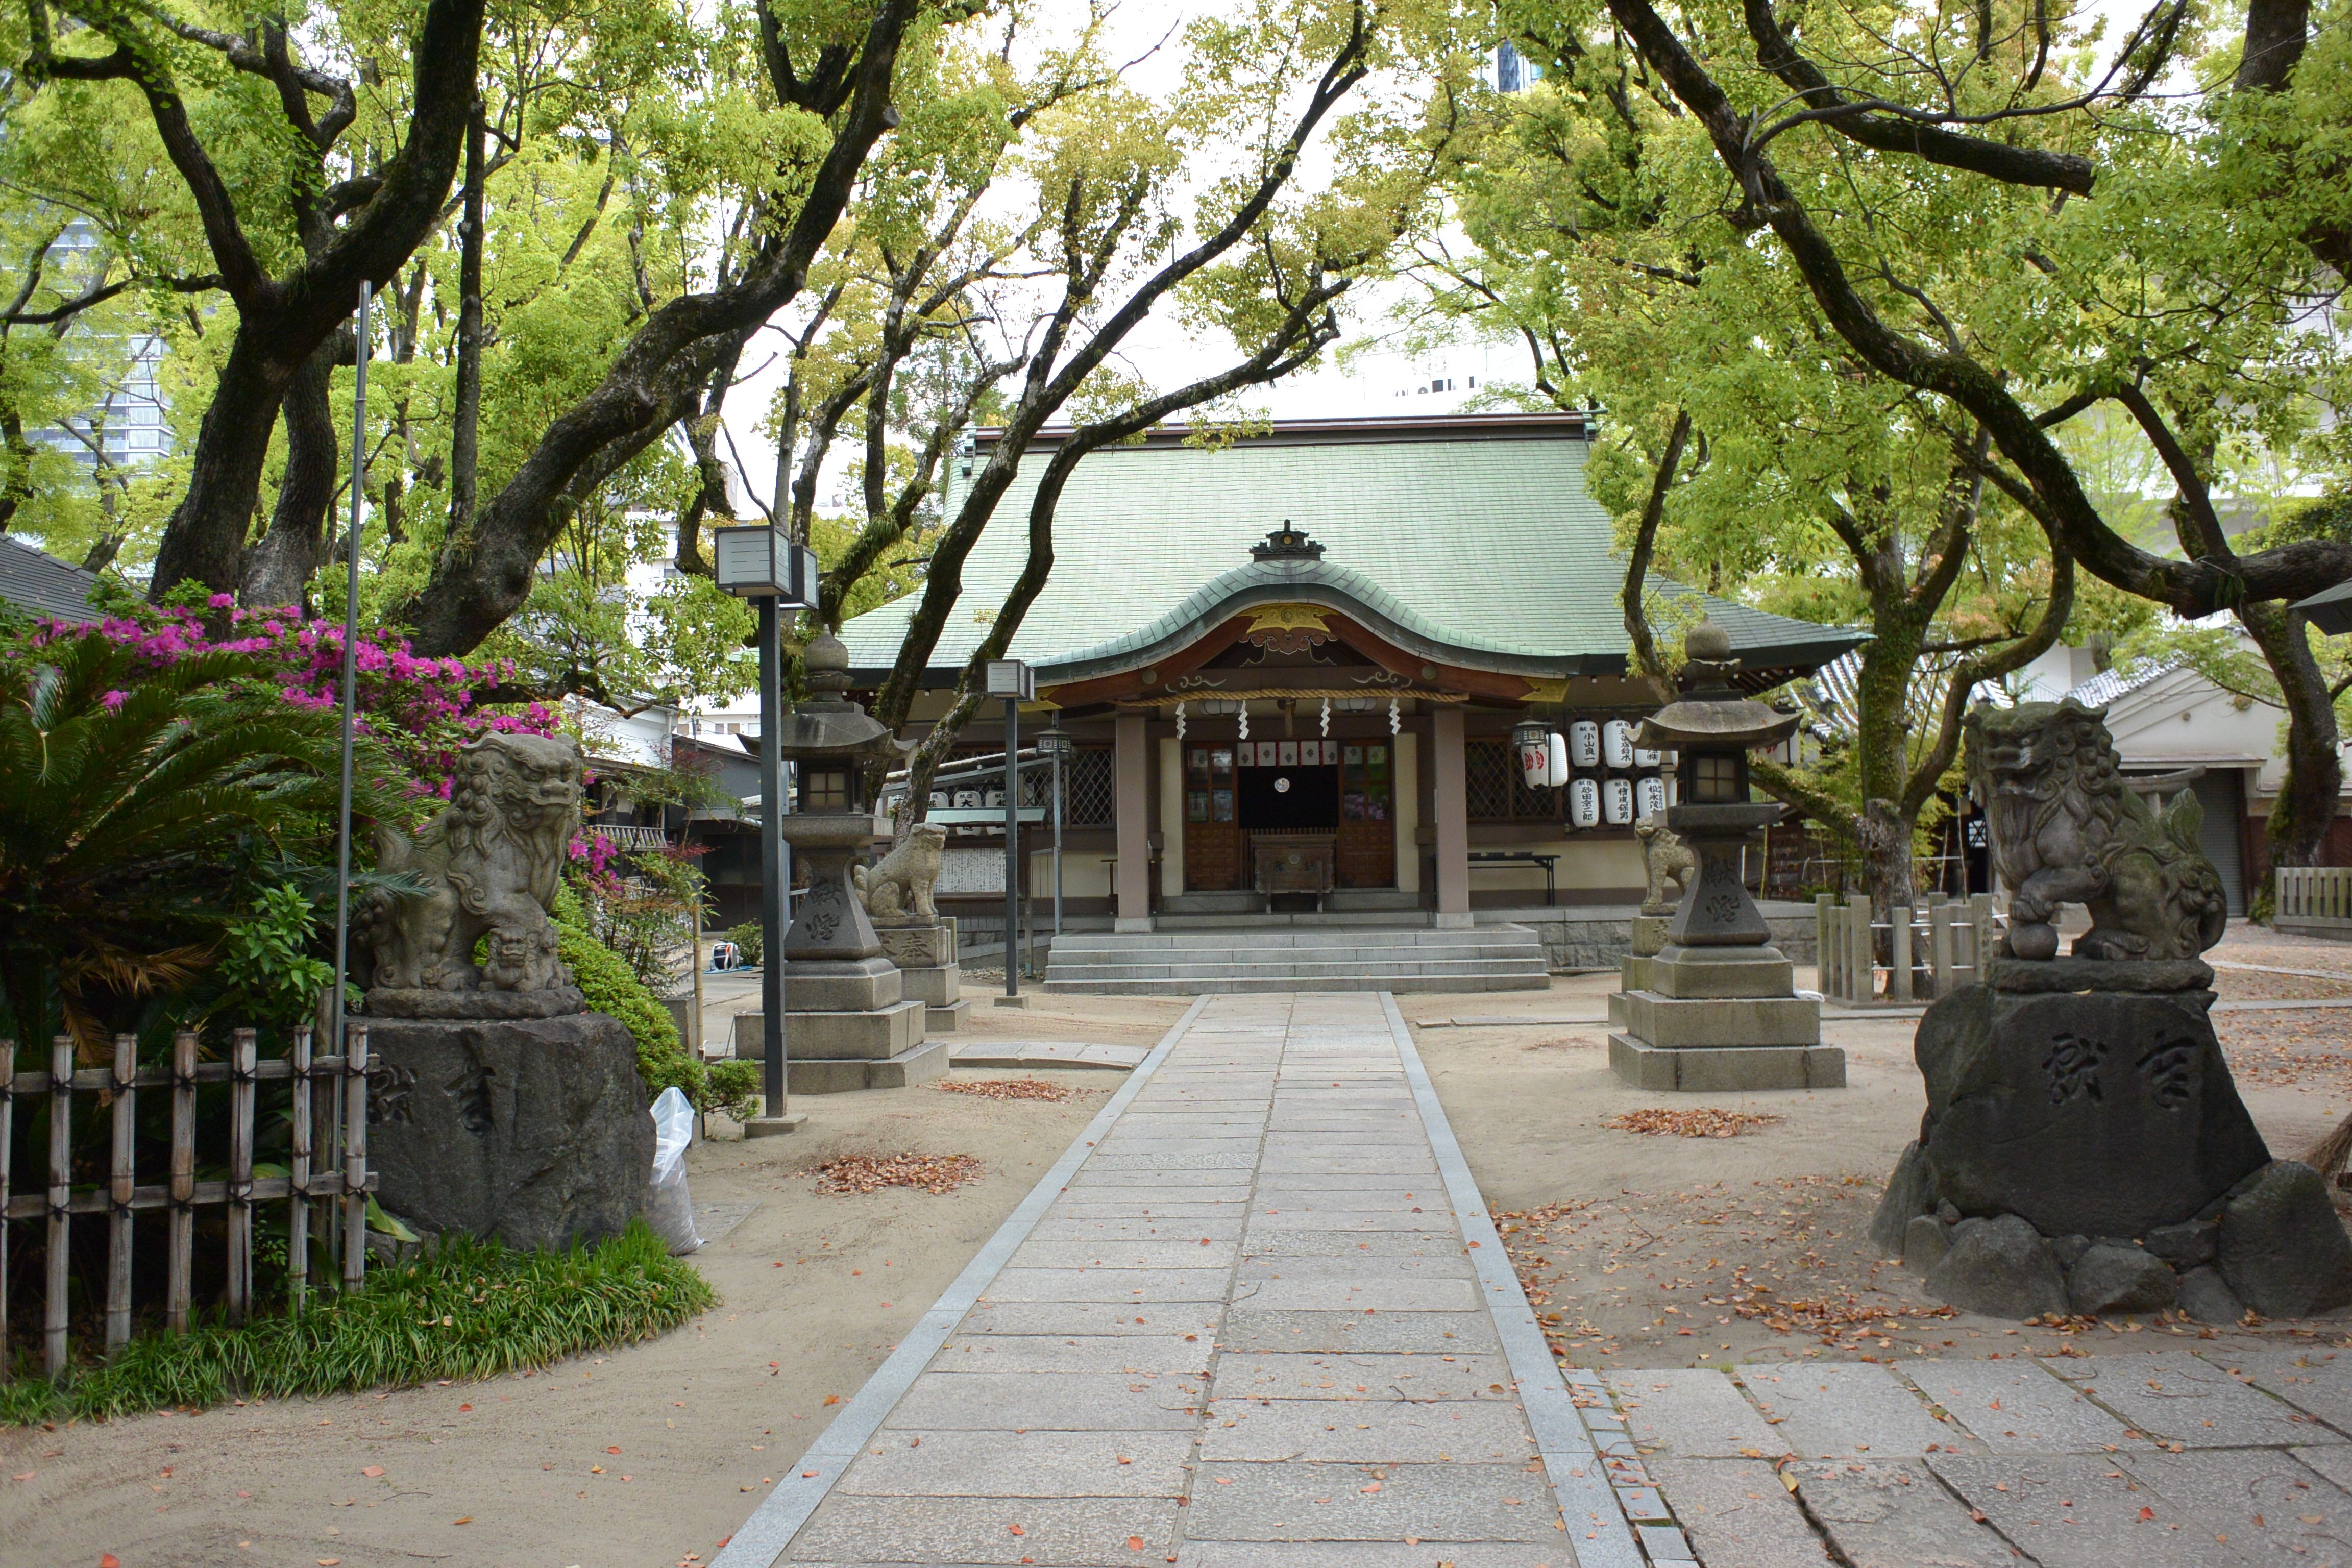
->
[1816, 892, 1998, 1005]
[1, 1024, 377, 1382]
[2276, 866, 2352, 937]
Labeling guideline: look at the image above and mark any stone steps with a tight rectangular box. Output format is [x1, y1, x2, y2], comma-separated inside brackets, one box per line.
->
[1042, 924, 1550, 995]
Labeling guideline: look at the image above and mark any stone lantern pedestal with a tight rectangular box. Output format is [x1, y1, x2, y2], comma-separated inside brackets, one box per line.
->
[760, 811, 942, 1093]
[1605, 616, 1840, 1091]
[1608, 803, 1842, 1089]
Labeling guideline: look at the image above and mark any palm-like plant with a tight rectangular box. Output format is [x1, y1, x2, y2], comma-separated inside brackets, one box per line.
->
[0, 633, 408, 1056]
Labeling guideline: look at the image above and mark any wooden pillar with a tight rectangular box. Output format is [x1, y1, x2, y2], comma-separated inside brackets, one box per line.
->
[1431, 706, 1471, 926]
[1392, 731, 1420, 894]
[1115, 710, 1152, 930]
[1158, 736, 1185, 901]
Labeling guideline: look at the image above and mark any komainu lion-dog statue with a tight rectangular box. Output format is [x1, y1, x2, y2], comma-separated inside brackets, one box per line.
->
[362, 732, 586, 1011]
[1966, 700, 2226, 963]
[854, 821, 948, 926]
[1635, 814, 1697, 916]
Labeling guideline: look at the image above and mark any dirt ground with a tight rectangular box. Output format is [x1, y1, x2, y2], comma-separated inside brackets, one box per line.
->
[1403, 930, 2352, 1377]
[10, 932, 2352, 1567]
[0, 992, 1186, 1568]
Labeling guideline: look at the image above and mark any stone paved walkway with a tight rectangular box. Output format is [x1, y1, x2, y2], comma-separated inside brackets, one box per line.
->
[1608, 1349, 2352, 1566]
[711, 991, 2352, 1568]
[713, 992, 1637, 1568]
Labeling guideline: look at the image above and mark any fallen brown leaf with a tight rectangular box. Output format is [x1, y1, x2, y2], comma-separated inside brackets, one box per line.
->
[814, 1152, 984, 1195]
[1602, 1108, 1783, 1139]
[936, 1077, 1080, 1103]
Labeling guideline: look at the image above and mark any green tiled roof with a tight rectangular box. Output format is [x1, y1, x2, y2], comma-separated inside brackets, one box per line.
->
[836, 419, 1860, 682]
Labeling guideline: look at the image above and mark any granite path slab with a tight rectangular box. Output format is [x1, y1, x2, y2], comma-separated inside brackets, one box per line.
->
[711, 992, 1642, 1568]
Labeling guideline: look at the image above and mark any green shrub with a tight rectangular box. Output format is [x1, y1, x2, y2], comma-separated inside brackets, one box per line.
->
[705, 1057, 761, 1121]
[2, 1224, 713, 1424]
[551, 884, 707, 1107]
[726, 920, 763, 967]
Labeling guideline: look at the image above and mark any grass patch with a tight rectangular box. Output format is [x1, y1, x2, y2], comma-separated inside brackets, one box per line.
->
[3, 1222, 711, 1425]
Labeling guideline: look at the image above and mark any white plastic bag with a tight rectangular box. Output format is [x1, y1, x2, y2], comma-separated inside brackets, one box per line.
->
[644, 1086, 703, 1255]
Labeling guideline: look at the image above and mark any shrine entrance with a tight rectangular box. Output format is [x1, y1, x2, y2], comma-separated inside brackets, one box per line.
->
[1182, 736, 1394, 894]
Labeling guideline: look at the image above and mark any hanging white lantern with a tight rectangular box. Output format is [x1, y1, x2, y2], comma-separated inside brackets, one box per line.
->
[1319, 696, 1331, 737]
[1547, 731, 1569, 786]
[1633, 739, 1662, 768]
[1636, 775, 1668, 821]
[1603, 777, 1634, 825]
[1512, 719, 1550, 787]
[1570, 720, 1601, 768]
[1602, 719, 1635, 770]
[1175, 700, 1186, 740]
[1570, 777, 1601, 828]
[1518, 735, 1549, 788]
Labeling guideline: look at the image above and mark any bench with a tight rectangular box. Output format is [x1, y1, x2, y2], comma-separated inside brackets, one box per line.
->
[1467, 850, 1559, 907]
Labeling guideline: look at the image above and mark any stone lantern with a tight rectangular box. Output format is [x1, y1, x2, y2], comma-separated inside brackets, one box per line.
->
[758, 633, 942, 1092]
[1605, 617, 1842, 1091]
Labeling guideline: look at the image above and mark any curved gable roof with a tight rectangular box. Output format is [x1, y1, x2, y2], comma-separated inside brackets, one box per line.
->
[837, 415, 1860, 683]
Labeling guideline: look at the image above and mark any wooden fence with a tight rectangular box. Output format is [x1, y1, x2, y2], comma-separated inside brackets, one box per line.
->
[2, 1024, 376, 1382]
[2276, 867, 2352, 938]
[1816, 892, 1998, 1005]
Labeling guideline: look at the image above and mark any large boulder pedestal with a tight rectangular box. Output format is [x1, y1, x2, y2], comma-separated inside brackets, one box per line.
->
[365, 1011, 652, 1253]
[1871, 959, 2352, 1320]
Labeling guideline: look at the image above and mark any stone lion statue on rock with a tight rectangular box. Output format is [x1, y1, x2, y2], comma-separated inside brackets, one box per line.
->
[855, 821, 948, 925]
[1966, 700, 2226, 963]
[363, 732, 585, 1006]
[1635, 814, 1696, 916]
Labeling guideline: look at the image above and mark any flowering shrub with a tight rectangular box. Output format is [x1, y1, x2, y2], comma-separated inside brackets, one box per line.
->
[27, 596, 559, 796]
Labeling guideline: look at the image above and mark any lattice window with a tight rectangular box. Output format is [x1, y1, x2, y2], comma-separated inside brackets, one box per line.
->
[1466, 739, 1561, 822]
[1062, 745, 1115, 826]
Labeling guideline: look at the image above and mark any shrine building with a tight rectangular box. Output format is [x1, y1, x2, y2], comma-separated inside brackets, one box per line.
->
[836, 411, 1860, 943]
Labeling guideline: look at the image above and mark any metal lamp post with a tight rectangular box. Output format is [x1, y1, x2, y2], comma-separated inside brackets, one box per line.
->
[329, 280, 370, 1072]
[986, 659, 1034, 998]
[1038, 724, 1072, 944]
[713, 524, 821, 1130]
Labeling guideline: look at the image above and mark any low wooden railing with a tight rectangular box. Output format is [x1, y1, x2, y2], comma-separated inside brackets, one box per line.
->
[2276, 867, 2352, 934]
[1817, 892, 1997, 1005]
[2, 1024, 377, 1382]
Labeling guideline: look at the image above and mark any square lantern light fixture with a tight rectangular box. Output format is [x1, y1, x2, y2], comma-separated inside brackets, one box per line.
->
[713, 525, 821, 606]
[985, 658, 1035, 701]
[1036, 725, 1074, 758]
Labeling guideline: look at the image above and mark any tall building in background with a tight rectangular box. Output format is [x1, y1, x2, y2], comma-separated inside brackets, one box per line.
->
[1496, 41, 1543, 94]
[28, 220, 172, 475]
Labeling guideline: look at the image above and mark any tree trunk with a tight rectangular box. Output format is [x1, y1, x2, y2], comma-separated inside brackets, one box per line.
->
[239, 335, 340, 609]
[151, 332, 298, 598]
[2240, 599, 2342, 872]
[1858, 797, 1918, 913]
[136, 0, 487, 603]
[446, 100, 486, 544]
[0, 407, 32, 531]
[399, 4, 918, 656]
[1850, 627, 1926, 916]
